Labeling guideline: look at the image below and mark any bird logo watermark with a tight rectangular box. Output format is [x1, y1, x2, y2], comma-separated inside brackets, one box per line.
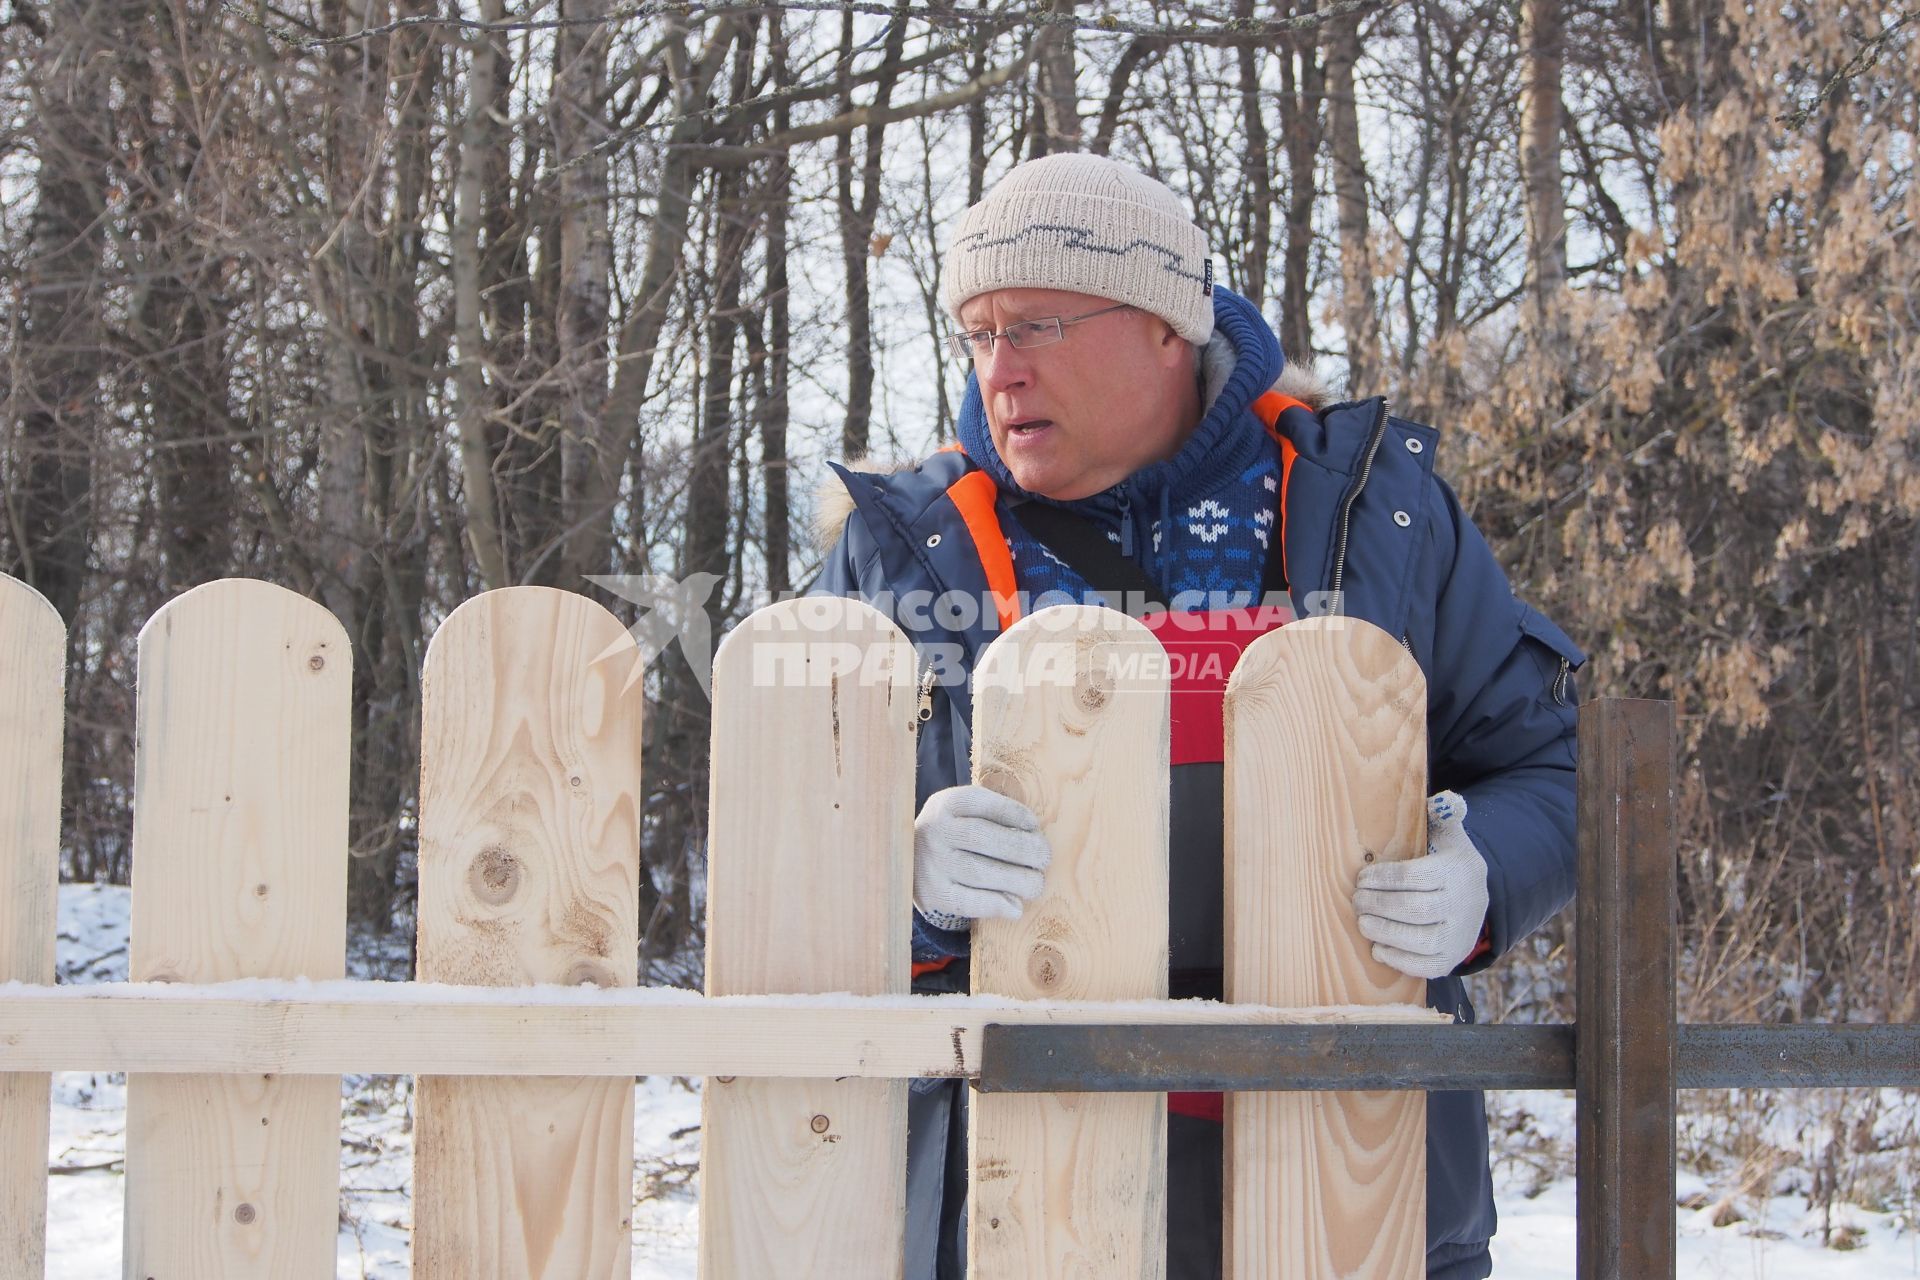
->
[585, 573, 724, 698]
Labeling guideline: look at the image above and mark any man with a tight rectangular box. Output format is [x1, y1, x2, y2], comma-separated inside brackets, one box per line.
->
[812, 153, 1585, 1279]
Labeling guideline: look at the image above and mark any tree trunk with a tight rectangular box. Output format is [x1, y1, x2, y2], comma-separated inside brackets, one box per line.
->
[311, 0, 439, 932]
[452, 0, 511, 590]
[1091, 36, 1164, 158]
[10, 0, 108, 626]
[1398, 3, 1437, 380]
[359, 7, 439, 933]
[1036, 0, 1081, 152]
[1277, 7, 1325, 365]
[11, 0, 112, 897]
[481, 20, 564, 584]
[1325, 8, 1380, 392]
[117, 11, 236, 595]
[1234, 0, 1272, 307]
[554, 0, 618, 582]
[1521, 0, 1567, 350]
[916, 118, 955, 440]
[967, 0, 991, 203]
[836, 8, 910, 459]
[600, 18, 741, 538]
[758, 15, 794, 595]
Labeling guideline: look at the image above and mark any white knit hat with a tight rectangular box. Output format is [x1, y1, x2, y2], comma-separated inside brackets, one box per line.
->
[941, 153, 1216, 345]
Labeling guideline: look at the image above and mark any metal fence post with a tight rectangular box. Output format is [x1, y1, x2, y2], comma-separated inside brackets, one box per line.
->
[1576, 697, 1677, 1280]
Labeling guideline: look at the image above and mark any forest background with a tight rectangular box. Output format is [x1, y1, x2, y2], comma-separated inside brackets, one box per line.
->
[3, 0, 1916, 1088]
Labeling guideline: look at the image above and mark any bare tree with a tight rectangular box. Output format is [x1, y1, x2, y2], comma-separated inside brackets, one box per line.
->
[451, 0, 512, 590]
[1233, 0, 1273, 308]
[1034, 0, 1082, 152]
[1275, 0, 1326, 362]
[749, 11, 795, 595]
[6, 0, 107, 628]
[599, 14, 742, 540]
[1325, 6, 1380, 391]
[556, 0, 620, 582]
[1519, 0, 1566, 349]
[835, 6, 911, 458]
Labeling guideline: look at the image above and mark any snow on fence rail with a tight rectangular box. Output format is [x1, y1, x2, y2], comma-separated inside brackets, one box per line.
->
[0, 573, 1442, 1278]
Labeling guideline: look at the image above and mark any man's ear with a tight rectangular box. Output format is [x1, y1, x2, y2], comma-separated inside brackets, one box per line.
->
[1155, 319, 1189, 367]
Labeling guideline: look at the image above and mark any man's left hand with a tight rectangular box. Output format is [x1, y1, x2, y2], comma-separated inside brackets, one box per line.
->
[1352, 790, 1489, 980]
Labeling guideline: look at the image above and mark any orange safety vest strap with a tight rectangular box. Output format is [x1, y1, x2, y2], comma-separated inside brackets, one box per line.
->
[1252, 391, 1304, 584]
[911, 956, 956, 979]
[944, 468, 1021, 631]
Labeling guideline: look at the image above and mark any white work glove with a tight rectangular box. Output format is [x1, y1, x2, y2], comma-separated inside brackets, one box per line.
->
[1352, 790, 1489, 980]
[913, 785, 1052, 931]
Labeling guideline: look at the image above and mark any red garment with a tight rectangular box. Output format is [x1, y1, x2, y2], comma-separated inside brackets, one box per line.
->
[1140, 606, 1291, 1121]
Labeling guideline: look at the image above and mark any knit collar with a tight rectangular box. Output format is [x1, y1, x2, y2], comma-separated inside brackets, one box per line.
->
[954, 285, 1285, 536]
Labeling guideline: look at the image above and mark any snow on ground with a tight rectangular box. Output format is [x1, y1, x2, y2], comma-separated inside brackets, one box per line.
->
[1487, 1088, 1920, 1277]
[42, 883, 1920, 1276]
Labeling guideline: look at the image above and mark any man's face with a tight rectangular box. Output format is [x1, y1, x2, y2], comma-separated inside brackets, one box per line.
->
[958, 287, 1196, 501]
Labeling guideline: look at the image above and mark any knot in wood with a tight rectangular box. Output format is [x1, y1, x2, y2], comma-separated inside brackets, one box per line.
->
[809, 1114, 830, 1134]
[468, 846, 520, 905]
[565, 961, 615, 988]
[1074, 672, 1111, 713]
[1074, 636, 1118, 712]
[233, 1203, 257, 1225]
[307, 654, 325, 672]
[1028, 943, 1067, 991]
[975, 762, 1032, 812]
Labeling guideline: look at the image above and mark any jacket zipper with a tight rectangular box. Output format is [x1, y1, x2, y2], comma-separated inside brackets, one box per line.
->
[914, 659, 937, 727]
[1552, 656, 1571, 706]
[1116, 489, 1136, 557]
[1329, 398, 1391, 600]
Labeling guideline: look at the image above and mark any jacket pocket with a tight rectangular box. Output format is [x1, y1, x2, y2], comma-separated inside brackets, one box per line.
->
[1516, 601, 1587, 707]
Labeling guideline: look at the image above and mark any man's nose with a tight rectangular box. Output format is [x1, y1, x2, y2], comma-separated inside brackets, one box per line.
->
[974, 338, 1032, 392]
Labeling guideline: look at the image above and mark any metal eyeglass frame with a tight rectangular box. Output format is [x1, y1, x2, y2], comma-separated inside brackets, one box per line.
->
[946, 302, 1134, 362]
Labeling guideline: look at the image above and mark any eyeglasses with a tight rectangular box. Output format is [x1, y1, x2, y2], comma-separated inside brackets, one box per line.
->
[946, 302, 1134, 362]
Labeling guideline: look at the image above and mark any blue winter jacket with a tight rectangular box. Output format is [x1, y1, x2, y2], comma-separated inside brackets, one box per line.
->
[811, 286, 1587, 1277]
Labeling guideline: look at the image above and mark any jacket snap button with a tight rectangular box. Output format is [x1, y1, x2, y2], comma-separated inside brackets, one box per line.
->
[1393, 510, 1412, 527]
[1406, 438, 1424, 454]
[925, 533, 942, 548]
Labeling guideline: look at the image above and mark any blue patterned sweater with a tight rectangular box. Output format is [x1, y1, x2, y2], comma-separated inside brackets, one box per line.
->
[955, 285, 1288, 609]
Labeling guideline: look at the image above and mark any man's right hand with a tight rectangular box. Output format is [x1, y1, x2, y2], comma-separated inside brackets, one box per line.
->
[912, 785, 1052, 931]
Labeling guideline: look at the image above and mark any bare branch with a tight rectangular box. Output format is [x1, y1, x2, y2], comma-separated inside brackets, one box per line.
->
[228, 0, 1392, 50]
[553, 18, 1014, 172]
[696, 30, 1036, 160]
[1778, 9, 1918, 129]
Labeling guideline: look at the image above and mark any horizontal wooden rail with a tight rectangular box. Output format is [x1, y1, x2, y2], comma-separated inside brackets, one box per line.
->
[0, 983, 1439, 1077]
[974, 1022, 1920, 1092]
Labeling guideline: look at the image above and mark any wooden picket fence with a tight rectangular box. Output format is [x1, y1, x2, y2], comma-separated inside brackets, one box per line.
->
[0, 573, 1445, 1278]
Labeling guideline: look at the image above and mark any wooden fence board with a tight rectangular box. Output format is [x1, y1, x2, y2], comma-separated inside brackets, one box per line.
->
[967, 605, 1171, 1279]
[1223, 616, 1427, 1278]
[414, 586, 645, 1280]
[0, 989, 1441, 1076]
[124, 578, 351, 1277]
[701, 597, 915, 1279]
[0, 575, 65, 1277]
